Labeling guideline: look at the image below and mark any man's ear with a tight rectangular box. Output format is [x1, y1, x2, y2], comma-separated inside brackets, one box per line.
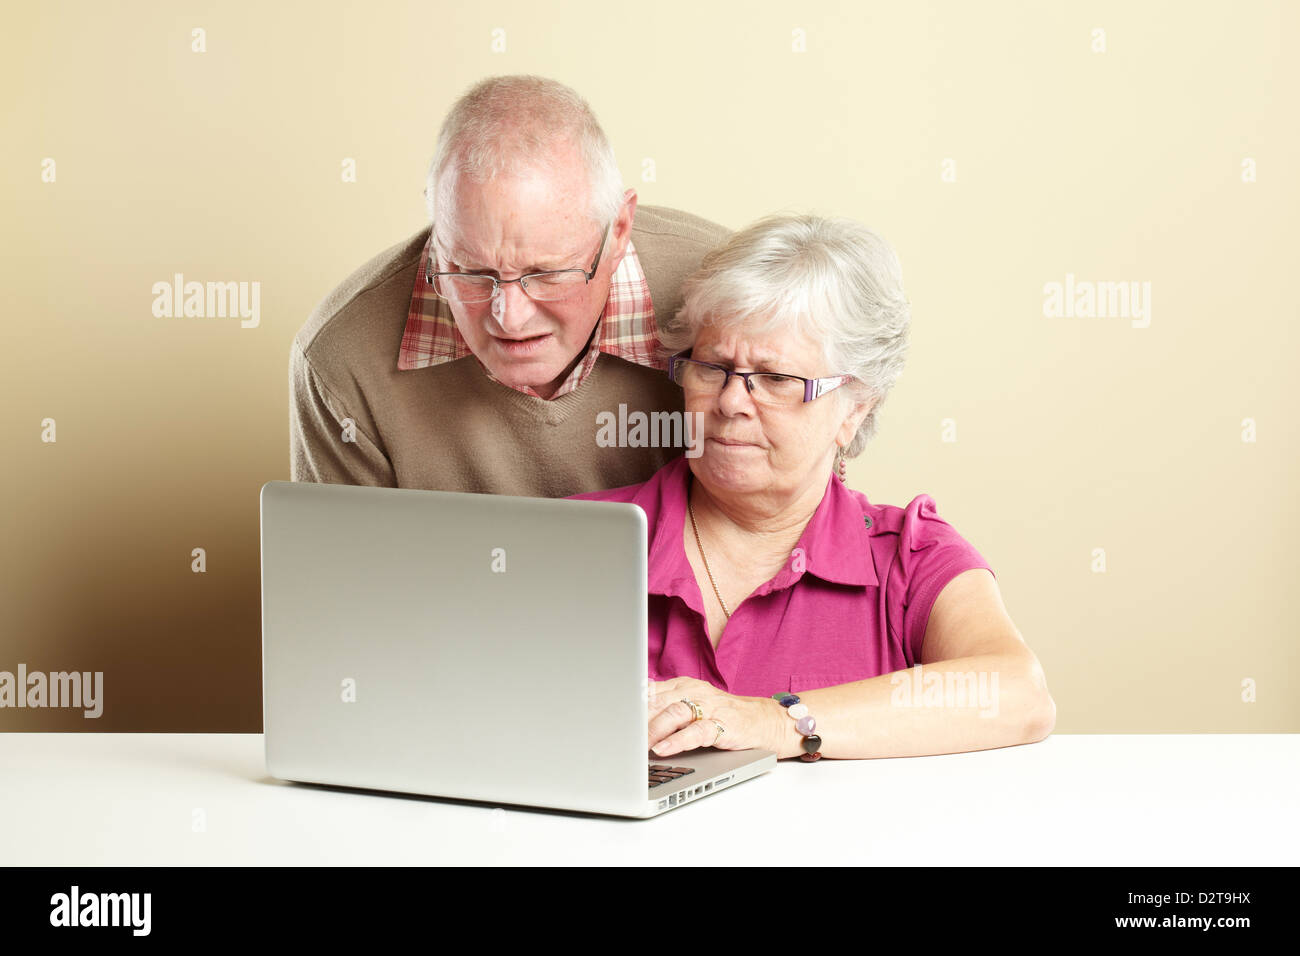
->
[607, 188, 638, 273]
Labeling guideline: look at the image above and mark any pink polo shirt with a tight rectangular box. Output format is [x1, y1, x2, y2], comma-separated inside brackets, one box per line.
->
[569, 455, 995, 698]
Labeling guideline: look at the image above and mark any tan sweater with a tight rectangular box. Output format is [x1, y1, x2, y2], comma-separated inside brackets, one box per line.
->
[289, 205, 729, 496]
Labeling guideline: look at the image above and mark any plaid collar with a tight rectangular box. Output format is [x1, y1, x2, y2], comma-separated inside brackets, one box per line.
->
[398, 233, 662, 399]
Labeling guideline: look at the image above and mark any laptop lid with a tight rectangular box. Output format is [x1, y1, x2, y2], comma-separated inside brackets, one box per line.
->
[260, 480, 654, 816]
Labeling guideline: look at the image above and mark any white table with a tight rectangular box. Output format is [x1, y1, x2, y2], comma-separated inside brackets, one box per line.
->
[2, 734, 1296, 866]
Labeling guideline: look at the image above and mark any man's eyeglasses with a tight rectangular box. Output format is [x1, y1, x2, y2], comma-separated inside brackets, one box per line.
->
[425, 222, 611, 303]
[668, 351, 855, 406]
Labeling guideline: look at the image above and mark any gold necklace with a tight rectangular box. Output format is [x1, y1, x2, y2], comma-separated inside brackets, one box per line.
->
[688, 480, 731, 619]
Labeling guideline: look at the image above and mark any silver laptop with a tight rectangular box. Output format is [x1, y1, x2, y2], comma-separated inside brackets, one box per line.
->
[259, 480, 775, 818]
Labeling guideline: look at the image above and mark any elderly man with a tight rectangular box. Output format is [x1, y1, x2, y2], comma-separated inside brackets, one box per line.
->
[290, 75, 729, 496]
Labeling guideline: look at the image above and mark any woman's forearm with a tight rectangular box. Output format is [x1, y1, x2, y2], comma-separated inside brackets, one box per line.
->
[762, 653, 1056, 760]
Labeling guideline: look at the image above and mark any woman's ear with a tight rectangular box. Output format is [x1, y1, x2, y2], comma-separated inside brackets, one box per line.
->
[835, 391, 876, 450]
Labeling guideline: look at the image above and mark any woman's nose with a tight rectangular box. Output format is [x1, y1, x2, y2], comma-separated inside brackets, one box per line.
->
[716, 373, 755, 413]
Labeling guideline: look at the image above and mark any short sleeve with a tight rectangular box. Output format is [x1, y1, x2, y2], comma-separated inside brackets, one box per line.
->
[890, 494, 994, 665]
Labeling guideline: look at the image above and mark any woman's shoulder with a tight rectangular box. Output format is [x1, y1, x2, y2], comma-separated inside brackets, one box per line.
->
[852, 489, 967, 551]
[841, 487, 991, 590]
[854, 488, 992, 595]
[853, 490, 993, 665]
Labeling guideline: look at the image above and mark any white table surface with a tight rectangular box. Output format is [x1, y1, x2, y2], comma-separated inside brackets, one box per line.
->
[2, 733, 1296, 866]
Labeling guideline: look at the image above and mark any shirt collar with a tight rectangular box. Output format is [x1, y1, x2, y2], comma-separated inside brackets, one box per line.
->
[639, 456, 879, 603]
[397, 233, 661, 399]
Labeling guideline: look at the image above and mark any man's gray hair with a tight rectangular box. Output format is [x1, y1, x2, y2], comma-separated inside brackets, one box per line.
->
[659, 214, 911, 457]
[424, 75, 624, 228]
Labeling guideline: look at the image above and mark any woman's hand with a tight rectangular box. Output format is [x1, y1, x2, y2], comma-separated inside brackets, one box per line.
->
[647, 676, 782, 757]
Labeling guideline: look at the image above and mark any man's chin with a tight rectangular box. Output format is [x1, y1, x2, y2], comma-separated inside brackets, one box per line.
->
[485, 357, 566, 396]
[482, 334, 590, 396]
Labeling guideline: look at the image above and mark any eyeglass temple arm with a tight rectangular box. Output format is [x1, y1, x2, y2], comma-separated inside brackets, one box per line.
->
[809, 375, 850, 401]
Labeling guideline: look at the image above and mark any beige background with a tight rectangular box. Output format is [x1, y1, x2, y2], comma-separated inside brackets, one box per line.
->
[1, 0, 1295, 731]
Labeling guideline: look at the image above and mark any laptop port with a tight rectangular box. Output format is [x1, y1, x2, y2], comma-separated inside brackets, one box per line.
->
[668, 794, 677, 807]
[704, 782, 713, 792]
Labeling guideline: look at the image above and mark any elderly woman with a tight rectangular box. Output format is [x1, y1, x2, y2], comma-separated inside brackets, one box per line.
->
[572, 214, 1055, 761]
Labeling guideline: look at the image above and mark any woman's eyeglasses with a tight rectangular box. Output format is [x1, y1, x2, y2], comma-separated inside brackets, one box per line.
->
[668, 351, 854, 406]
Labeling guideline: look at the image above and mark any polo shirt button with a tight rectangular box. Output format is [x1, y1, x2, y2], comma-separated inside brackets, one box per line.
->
[863, 516, 873, 529]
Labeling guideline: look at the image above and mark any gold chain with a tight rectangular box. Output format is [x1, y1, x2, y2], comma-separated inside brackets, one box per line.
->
[688, 481, 731, 619]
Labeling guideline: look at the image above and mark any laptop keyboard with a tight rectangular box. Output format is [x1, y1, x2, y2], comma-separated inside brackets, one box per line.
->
[648, 765, 695, 788]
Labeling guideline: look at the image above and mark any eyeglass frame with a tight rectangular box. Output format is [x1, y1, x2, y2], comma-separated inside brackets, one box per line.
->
[668, 350, 855, 404]
[424, 221, 612, 302]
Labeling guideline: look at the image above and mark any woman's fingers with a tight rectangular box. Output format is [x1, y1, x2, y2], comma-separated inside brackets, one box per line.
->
[647, 699, 696, 749]
[652, 717, 720, 757]
[645, 679, 736, 755]
[647, 678, 692, 710]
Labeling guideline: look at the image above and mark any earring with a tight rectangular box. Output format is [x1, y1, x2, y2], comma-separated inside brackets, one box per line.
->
[836, 448, 848, 483]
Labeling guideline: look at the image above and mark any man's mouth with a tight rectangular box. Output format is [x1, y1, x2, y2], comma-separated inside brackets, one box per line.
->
[491, 332, 552, 354]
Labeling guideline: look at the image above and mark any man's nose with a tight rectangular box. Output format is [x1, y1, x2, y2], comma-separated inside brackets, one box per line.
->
[490, 279, 538, 334]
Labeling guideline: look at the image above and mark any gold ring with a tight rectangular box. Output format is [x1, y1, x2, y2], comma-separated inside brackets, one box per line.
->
[711, 720, 726, 746]
[681, 698, 704, 722]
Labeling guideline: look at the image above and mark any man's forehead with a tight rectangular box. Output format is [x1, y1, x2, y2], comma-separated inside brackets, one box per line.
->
[436, 158, 596, 246]
[436, 198, 599, 269]
[437, 216, 590, 264]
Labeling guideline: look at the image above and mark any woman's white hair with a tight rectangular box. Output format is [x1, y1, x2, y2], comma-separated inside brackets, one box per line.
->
[424, 75, 624, 228]
[658, 214, 911, 457]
